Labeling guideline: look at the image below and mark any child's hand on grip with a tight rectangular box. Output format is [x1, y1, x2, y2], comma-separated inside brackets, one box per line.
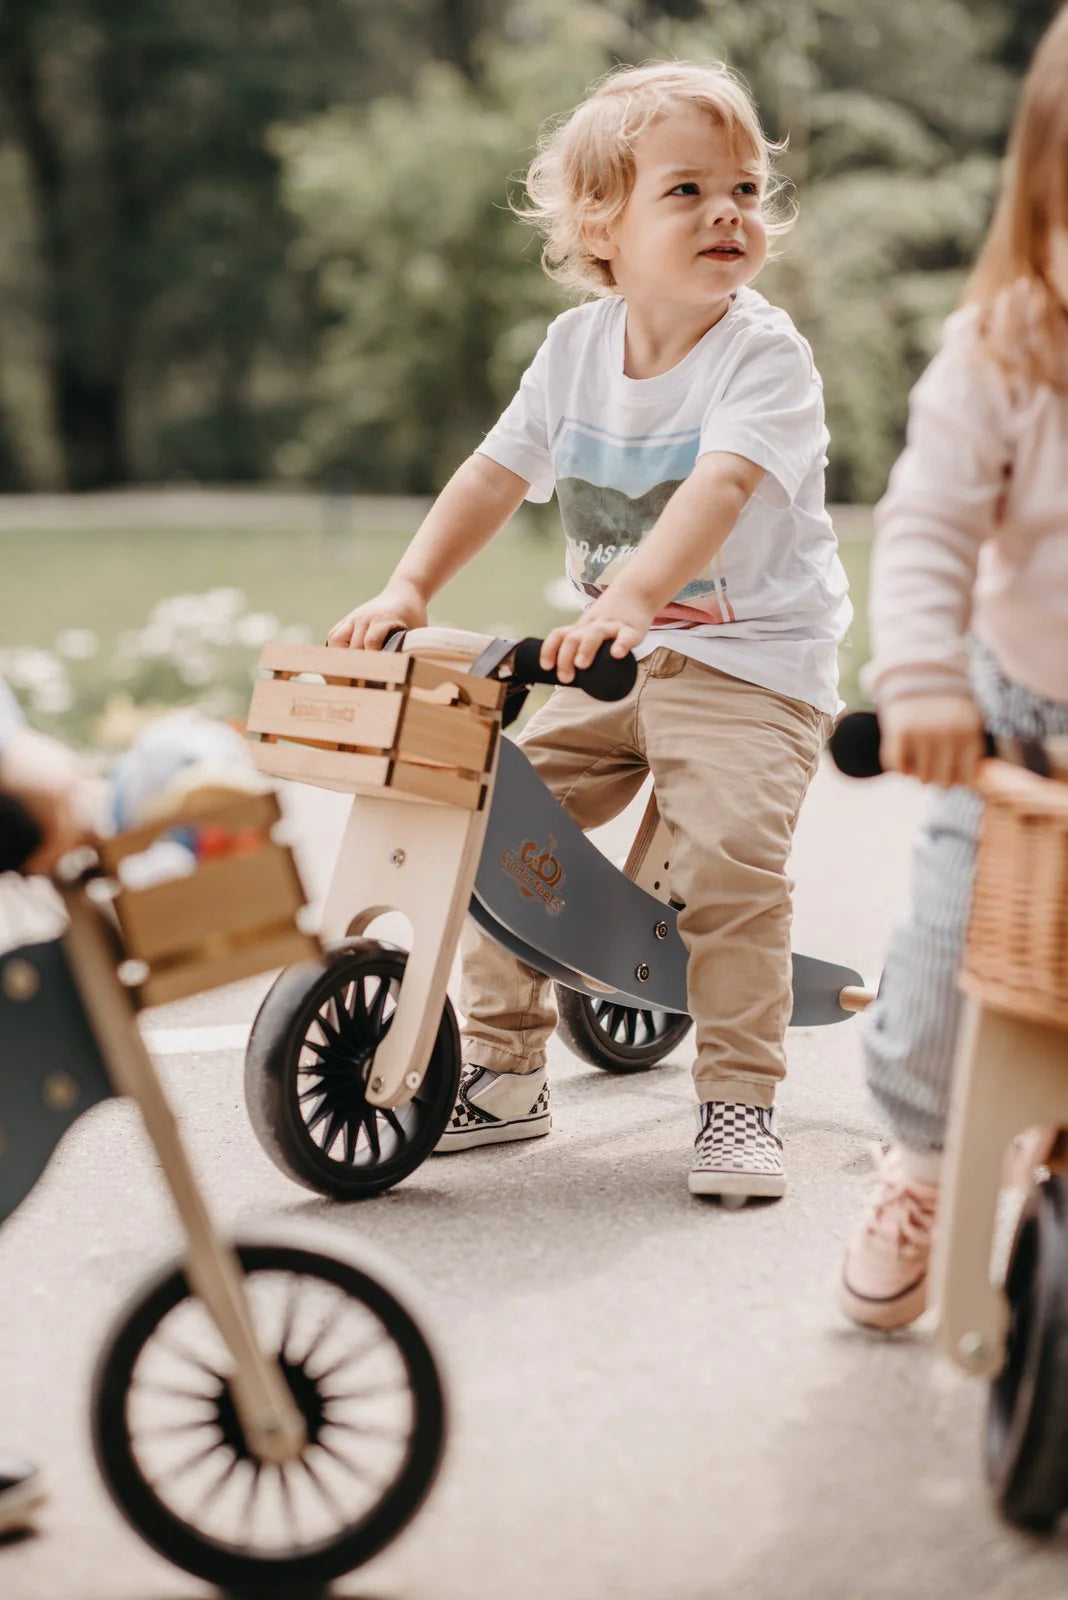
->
[879, 693, 985, 788]
[327, 582, 429, 650]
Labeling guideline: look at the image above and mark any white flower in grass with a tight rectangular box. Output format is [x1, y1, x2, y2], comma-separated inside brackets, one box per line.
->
[279, 624, 312, 645]
[31, 679, 74, 716]
[177, 655, 216, 687]
[54, 628, 99, 661]
[6, 648, 66, 689]
[234, 612, 281, 648]
[136, 623, 175, 659]
[203, 587, 247, 619]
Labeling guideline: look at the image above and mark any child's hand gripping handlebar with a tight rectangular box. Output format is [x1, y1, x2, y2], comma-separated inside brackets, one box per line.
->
[829, 709, 1060, 780]
[509, 637, 638, 701]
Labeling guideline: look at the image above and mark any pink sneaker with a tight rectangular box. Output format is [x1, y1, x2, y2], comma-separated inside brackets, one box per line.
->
[839, 1145, 940, 1331]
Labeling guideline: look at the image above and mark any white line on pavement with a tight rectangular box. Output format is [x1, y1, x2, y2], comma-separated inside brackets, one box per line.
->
[143, 1024, 250, 1055]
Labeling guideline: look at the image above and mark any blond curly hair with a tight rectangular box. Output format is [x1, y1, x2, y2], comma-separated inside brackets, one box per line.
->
[519, 61, 792, 297]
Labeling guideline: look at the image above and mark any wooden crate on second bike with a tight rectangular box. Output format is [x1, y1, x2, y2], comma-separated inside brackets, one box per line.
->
[246, 643, 507, 811]
[95, 791, 319, 1008]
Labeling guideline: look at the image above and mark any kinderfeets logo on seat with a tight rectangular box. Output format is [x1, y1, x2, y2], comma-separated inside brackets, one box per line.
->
[501, 834, 566, 915]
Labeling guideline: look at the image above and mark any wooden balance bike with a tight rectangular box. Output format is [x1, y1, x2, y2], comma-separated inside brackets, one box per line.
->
[0, 789, 446, 1591]
[241, 627, 871, 1203]
[833, 710, 1068, 1532]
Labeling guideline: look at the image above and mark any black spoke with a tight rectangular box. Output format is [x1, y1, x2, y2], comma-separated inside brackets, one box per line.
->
[313, 1435, 386, 1489]
[304, 1096, 335, 1135]
[299, 1299, 348, 1369]
[279, 1275, 302, 1360]
[190, 1448, 241, 1519]
[321, 1379, 408, 1406]
[383, 1107, 406, 1140]
[297, 1450, 349, 1525]
[153, 1436, 228, 1489]
[366, 977, 390, 1034]
[133, 1380, 219, 1405]
[136, 1416, 222, 1442]
[237, 1460, 264, 1543]
[155, 1336, 227, 1386]
[363, 1108, 382, 1161]
[276, 1461, 301, 1547]
[323, 1415, 407, 1443]
[343, 1114, 358, 1165]
[319, 1105, 348, 1156]
[310, 1329, 387, 1384]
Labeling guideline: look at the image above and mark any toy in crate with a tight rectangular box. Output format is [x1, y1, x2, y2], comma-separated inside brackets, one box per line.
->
[240, 629, 872, 1203]
[833, 711, 1068, 1532]
[0, 782, 446, 1591]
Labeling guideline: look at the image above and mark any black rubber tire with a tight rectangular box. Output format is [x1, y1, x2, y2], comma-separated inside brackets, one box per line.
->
[245, 939, 461, 1199]
[986, 1174, 1068, 1532]
[92, 1238, 446, 1592]
[553, 983, 692, 1074]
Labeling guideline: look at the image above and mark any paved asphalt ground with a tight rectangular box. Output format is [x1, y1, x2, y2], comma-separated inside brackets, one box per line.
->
[3, 761, 1068, 1599]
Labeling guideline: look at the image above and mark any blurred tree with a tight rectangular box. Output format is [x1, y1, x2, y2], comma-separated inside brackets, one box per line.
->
[278, 0, 1023, 500]
[0, 0, 431, 489]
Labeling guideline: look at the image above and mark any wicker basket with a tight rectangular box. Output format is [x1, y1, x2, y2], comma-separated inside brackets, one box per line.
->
[960, 762, 1068, 1031]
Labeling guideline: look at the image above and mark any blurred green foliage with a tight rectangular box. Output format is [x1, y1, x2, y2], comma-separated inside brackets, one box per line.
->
[0, 1, 1058, 499]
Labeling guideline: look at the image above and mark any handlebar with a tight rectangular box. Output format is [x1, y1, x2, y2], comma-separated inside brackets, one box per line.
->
[828, 709, 1053, 779]
[0, 794, 44, 873]
[510, 637, 638, 702]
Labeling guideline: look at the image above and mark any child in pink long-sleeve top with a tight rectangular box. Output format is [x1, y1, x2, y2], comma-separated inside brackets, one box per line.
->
[839, 8, 1068, 1331]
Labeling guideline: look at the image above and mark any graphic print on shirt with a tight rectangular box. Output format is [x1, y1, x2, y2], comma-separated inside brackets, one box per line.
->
[552, 419, 737, 625]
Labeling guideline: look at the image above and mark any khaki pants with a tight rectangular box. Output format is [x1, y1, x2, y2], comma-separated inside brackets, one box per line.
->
[460, 650, 830, 1107]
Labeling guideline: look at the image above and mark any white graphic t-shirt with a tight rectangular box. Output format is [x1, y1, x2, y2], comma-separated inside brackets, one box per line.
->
[477, 287, 852, 714]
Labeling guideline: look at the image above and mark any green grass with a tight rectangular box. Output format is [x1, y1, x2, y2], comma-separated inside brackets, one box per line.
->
[0, 503, 871, 746]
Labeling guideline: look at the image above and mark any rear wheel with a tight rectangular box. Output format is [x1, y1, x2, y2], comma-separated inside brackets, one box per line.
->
[245, 939, 461, 1199]
[553, 984, 691, 1074]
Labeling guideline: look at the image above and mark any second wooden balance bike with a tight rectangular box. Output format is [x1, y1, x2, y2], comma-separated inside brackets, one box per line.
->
[241, 626, 871, 1202]
[833, 710, 1068, 1533]
[0, 788, 446, 1591]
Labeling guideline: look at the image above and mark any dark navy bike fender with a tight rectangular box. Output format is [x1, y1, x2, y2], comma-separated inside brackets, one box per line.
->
[472, 738, 864, 1025]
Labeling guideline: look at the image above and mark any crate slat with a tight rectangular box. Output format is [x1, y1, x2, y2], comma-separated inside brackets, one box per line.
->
[96, 792, 282, 871]
[397, 695, 495, 774]
[257, 642, 411, 685]
[138, 927, 320, 1007]
[116, 843, 305, 963]
[248, 677, 403, 749]
[250, 740, 392, 793]
[389, 759, 485, 810]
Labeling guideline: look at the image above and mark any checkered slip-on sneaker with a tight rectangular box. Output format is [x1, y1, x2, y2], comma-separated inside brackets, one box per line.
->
[433, 1064, 551, 1153]
[688, 1101, 786, 1202]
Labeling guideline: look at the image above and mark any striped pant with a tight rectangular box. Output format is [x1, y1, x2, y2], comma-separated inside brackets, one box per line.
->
[864, 641, 1068, 1153]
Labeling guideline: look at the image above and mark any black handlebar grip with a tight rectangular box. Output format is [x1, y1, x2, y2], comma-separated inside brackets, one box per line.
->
[512, 637, 638, 702]
[829, 708, 997, 778]
[0, 794, 44, 873]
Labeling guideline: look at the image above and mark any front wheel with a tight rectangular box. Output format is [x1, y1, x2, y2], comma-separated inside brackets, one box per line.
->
[986, 1174, 1068, 1531]
[92, 1230, 446, 1592]
[245, 939, 461, 1200]
[553, 984, 691, 1074]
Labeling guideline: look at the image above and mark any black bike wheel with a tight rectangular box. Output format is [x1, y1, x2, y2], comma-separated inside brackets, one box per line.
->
[986, 1174, 1068, 1532]
[553, 983, 692, 1074]
[92, 1234, 446, 1592]
[245, 939, 461, 1200]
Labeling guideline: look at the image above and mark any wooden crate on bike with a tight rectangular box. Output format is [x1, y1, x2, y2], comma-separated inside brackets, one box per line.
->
[246, 643, 507, 811]
[95, 791, 319, 1008]
[961, 761, 1068, 1032]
